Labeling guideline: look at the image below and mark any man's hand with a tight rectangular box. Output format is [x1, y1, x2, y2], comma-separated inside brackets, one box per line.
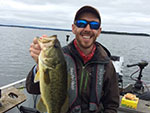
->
[29, 37, 41, 64]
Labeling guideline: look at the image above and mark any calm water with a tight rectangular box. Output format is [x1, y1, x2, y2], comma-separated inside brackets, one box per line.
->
[0, 26, 150, 87]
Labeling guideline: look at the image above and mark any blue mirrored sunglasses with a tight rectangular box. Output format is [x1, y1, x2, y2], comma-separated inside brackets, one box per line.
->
[75, 20, 100, 30]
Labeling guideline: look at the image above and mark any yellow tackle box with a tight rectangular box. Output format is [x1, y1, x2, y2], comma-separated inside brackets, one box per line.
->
[121, 93, 139, 109]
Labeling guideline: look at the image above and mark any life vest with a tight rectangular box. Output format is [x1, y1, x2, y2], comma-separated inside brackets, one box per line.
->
[64, 54, 105, 113]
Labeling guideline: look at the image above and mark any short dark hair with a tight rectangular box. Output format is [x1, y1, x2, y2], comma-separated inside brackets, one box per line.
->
[74, 5, 101, 26]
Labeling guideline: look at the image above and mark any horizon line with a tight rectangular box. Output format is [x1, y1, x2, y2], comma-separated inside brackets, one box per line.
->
[0, 24, 149, 37]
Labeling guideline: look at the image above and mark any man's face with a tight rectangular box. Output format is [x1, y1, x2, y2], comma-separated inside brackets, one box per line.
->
[72, 12, 101, 50]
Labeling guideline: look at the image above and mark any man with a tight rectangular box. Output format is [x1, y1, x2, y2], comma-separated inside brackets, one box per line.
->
[26, 5, 119, 113]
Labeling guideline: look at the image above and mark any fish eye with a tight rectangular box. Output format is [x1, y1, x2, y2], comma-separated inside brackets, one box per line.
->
[54, 42, 60, 48]
[54, 43, 58, 48]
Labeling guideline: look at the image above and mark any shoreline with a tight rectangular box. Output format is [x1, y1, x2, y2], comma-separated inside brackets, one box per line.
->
[0, 24, 149, 37]
[101, 31, 150, 37]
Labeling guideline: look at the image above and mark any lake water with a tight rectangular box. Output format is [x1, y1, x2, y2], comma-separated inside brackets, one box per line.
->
[0, 26, 150, 87]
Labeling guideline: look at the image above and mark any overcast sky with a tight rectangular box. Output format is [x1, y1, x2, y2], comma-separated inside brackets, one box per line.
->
[0, 0, 150, 34]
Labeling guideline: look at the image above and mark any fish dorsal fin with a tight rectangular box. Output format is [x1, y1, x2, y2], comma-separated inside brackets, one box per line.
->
[34, 71, 40, 83]
[36, 97, 47, 112]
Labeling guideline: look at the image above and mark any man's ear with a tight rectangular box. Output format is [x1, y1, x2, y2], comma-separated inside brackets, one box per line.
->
[97, 27, 102, 37]
[72, 24, 76, 34]
[98, 27, 102, 34]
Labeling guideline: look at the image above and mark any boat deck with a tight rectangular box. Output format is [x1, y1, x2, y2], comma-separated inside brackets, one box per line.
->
[0, 79, 149, 113]
[0, 87, 26, 113]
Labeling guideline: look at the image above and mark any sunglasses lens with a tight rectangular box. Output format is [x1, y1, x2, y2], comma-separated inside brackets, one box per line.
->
[75, 20, 100, 30]
[90, 21, 100, 30]
[76, 20, 87, 28]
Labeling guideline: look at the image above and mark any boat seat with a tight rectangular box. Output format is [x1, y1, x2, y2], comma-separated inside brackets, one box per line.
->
[139, 91, 150, 101]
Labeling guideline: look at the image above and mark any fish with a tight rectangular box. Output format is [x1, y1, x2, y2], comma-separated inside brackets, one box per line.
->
[34, 35, 68, 113]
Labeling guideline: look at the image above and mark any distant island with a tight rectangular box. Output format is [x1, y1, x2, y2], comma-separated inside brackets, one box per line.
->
[0, 24, 149, 37]
[101, 31, 150, 37]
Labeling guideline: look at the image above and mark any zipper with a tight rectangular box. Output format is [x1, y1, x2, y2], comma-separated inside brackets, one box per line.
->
[79, 62, 91, 95]
[78, 59, 109, 95]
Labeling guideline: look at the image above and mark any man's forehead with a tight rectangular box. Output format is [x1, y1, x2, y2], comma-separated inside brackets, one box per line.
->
[78, 12, 99, 20]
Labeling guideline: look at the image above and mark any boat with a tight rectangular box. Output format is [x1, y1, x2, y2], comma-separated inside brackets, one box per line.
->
[0, 55, 149, 113]
[0, 35, 150, 113]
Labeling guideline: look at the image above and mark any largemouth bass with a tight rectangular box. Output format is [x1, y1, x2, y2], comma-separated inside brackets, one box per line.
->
[34, 35, 68, 113]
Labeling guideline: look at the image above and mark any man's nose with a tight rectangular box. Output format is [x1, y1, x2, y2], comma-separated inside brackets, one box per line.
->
[84, 24, 91, 31]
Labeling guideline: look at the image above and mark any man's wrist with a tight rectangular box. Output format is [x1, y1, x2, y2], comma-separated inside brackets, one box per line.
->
[33, 65, 37, 77]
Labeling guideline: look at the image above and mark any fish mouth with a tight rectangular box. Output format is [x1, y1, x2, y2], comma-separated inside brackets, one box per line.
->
[38, 35, 58, 49]
[39, 36, 56, 43]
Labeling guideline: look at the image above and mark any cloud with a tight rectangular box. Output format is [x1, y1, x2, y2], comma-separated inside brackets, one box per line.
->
[0, 0, 150, 34]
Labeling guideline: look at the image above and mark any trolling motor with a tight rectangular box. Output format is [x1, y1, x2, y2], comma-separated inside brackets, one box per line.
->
[127, 61, 148, 94]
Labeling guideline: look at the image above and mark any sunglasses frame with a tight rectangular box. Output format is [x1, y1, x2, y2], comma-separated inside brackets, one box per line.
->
[74, 19, 100, 30]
